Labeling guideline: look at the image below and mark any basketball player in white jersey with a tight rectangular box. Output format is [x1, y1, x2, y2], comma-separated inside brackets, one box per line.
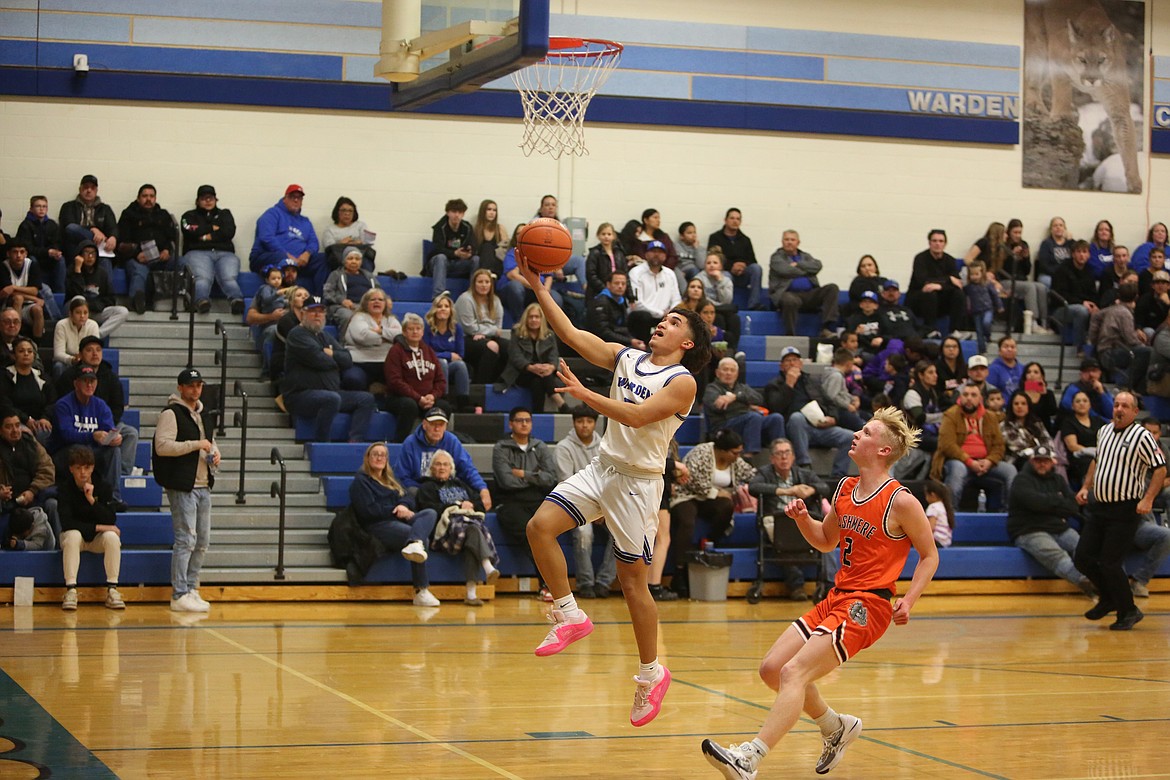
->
[517, 256, 711, 727]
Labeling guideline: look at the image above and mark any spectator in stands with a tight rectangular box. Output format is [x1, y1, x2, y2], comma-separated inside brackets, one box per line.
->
[628, 241, 682, 344]
[1035, 216, 1071, 288]
[246, 266, 287, 379]
[822, 348, 864, 431]
[1004, 219, 1053, 333]
[764, 347, 855, 481]
[985, 387, 1006, 420]
[768, 230, 840, 338]
[52, 297, 99, 378]
[1, 242, 48, 339]
[424, 292, 471, 413]
[153, 367, 217, 614]
[57, 445, 124, 611]
[179, 184, 245, 315]
[1001, 391, 1055, 468]
[908, 228, 964, 338]
[585, 222, 627, 302]
[1050, 240, 1099, 355]
[1088, 219, 1115, 279]
[321, 196, 376, 273]
[930, 382, 1016, 511]
[987, 336, 1024, 396]
[280, 296, 376, 443]
[470, 199, 507, 279]
[16, 195, 64, 292]
[116, 184, 178, 315]
[3, 507, 54, 551]
[1020, 361, 1059, 432]
[1131, 222, 1168, 274]
[846, 291, 882, 357]
[0, 308, 38, 372]
[529, 195, 587, 308]
[496, 303, 568, 413]
[59, 336, 138, 477]
[707, 208, 765, 310]
[675, 221, 705, 280]
[704, 357, 785, 457]
[395, 408, 491, 510]
[269, 286, 310, 384]
[1131, 417, 1170, 599]
[499, 224, 563, 324]
[750, 437, 838, 601]
[66, 240, 128, 339]
[249, 184, 327, 294]
[1089, 282, 1150, 391]
[425, 198, 478, 302]
[1097, 245, 1132, 303]
[679, 277, 708, 316]
[586, 270, 642, 349]
[1134, 269, 1170, 339]
[699, 249, 742, 351]
[876, 278, 921, 342]
[416, 449, 500, 606]
[350, 442, 440, 607]
[492, 406, 559, 601]
[902, 360, 944, 452]
[343, 288, 402, 387]
[635, 209, 685, 294]
[1007, 445, 1096, 597]
[58, 174, 117, 266]
[935, 336, 967, 400]
[847, 254, 885, 316]
[3, 336, 54, 446]
[455, 268, 505, 384]
[965, 354, 993, 398]
[555, 405, 615, 599]
[0, 409, 57, 542]
[1137, 247, 1166, 295]
[383, 312, 451, 442]
[323, 246, 374, 337]
[51, 365, 125, 508]
[964, 260, 1001, 355]
[668, 429, 756, 599]
[1061, 390, 1104, 489]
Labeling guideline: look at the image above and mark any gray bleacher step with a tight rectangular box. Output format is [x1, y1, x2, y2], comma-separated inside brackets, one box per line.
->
[213, 475, 320, 494]
[204, 547, 332, 567]
[120, 358, 262, 376]
[215, 528, 324, 545]
[130, 378, 276, 396]
[214, 459, 313, 475]
[200, 567, 345, 584]
[211, 493, 325, 508]
[214, 441, 305, 459]
[138, 409, 289, 428]
[213, 510, 329, 530]
[119, 348, 261, 364]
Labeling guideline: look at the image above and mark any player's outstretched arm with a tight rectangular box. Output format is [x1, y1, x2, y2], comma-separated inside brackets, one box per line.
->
[556, 359, 694, 428]
[891, 489, 939, 625]
[783, 499, 840, 552]
[519, 258, 620, 370]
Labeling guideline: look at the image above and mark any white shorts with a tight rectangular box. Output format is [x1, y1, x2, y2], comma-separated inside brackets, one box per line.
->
[544, 457, 663, 565]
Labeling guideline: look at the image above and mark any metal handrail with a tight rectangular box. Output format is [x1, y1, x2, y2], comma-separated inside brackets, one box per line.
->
[232, 379, 248, 505]
[270, 447, 287, 580]
[169, 265, 188, 321]
[213, 319, 229, 437]
[185, 270, 196, 368]
[1048, 289, 1071, 392]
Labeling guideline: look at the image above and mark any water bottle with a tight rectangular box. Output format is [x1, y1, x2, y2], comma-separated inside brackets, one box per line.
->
[1023, 310, 1034, 335]
[744, 316, 752, 336]
[977, 489, 987, 513]
[205, 451, 218, 476]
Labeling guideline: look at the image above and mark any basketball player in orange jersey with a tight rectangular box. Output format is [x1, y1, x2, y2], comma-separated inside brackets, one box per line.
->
[703, 407, 939, 779]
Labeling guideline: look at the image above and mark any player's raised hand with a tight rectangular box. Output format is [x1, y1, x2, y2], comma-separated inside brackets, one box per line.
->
[517, 253, 541, 288]
[784, 499, 809, 520]
[555, 359, 587, 400]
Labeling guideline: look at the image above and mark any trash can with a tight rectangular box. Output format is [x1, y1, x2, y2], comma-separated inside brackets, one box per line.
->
[686, 550, 733, 602]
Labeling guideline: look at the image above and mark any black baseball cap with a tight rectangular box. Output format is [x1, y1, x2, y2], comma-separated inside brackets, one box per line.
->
[178, 368, 204, 385]
[80, 174, 98, 187]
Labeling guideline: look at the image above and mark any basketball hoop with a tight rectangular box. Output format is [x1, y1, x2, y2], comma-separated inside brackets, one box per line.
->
[511, 37, 622, 159]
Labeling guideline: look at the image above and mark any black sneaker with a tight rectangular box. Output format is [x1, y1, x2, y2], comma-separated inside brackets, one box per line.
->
[594, 583, 611, 598]
[649, 584, 679, 602]
[1084, 601, 1115, 620]
[1109, 608, 1144, 631]
[230, 298, 245, 315]
[132, 291, 146, 315]
[196, 299, 211, 314]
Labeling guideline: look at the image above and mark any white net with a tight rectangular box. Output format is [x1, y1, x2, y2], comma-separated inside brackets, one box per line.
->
[511, 38, 622, 159]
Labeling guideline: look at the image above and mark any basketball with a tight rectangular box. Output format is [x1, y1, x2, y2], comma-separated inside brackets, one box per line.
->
[516, 217, 574, 273]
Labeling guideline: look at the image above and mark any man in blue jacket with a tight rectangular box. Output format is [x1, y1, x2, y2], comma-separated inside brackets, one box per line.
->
[394, 407, 491, 510]
[249, 184, 327, 294]
[51, 365, 124, 506]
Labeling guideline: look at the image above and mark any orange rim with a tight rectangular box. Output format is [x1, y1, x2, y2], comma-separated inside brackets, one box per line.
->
[546, 36, 623, 58]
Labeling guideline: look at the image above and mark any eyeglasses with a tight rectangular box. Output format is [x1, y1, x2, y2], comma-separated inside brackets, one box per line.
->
[512, 418, 533, 425]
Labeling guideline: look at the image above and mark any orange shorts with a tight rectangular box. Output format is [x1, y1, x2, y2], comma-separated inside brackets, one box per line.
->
[793, 588, 893, 664]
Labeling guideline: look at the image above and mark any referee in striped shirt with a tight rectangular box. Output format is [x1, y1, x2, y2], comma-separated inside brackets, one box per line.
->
[1074, 391, 1166, 630]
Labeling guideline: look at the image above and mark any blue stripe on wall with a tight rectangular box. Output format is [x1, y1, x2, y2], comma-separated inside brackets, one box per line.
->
[1154, 81, 1170, 104]
[747, 27, 1019, 68]
[1155, 56, 1170, 78]
[40, 0, 383, 27]
[0, 41, 38, 68]
[39, 11, 131, 44]
[131, 17, 381, 56]
[551, 15, 749, 50]
[619, 44, 823, 81]
[37, 42, 343, 80]
[593, 69, 692, 100]
[0, 9, 39, 38]
[825, 58, 1018, 93]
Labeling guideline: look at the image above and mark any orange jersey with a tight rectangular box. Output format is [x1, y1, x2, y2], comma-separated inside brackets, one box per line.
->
[831, 476, 913, 594]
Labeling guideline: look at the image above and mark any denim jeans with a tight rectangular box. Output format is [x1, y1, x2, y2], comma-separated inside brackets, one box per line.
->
[366, 508, 438, 589]
[973, 309, 994, 355]
[126, 256, 178, 298]
[573, 522, 617, 590]
[719, 410, 786, 453]
[1130, 517, 1170, 584]
[284, 388, 377, 441]
[167, 486, 212, 599]
[787, 412, 855, 478]
[1014, 528, 1082, 584]
[250, 250, 328, 295]
[426, 253, 479, 300]
[1052, 304, 1090, 348]
[117, 421, 139, 475]
[439, 357, 470, 396]
[942, 459, 1017, 511]
[182, 250, 244, 303]
[730, 262, 765, 308]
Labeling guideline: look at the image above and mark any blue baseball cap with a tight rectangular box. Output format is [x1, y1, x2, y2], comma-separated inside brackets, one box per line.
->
[882, 279, 900, 290]
[860, 291, 879, 302]
[644, 240, 667, 253]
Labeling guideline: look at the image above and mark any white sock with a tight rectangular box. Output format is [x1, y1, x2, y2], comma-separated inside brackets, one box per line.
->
[814, 707, 842, 736]
[554, 593, 582, 620]
[748, 738, 769, 760]
[466, 581, 477, 600]
[482, 559, 495, 575]
[639, 658, 660, 681]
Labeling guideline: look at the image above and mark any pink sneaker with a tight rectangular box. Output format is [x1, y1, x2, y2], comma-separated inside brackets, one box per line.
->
[534, 609, 594, 657]
[631, 666, 671, 726]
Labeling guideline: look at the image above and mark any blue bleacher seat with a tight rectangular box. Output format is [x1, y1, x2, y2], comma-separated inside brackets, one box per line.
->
[293, 411, 397, 443]
[135, 440, 151, 471]
[117, 512, 175, 545]
[121, 475, 162, 508]
[379, 275, 432, 301]
[745, 361, 777, 387]
[112, 268, 127, 296]
[742, 311, 782, 336]
[307, 442, 400, 475]
[737, 335, 766, 355]
[530, 414, 556, 442]
[120, 377, 130, 403]
[394, 301, 431, 319]
[483, 384, 533, 413]
[238, 272, 262, 297]
[103, 348, 119, 372]
[3, 550, 172, 586]
[675, 415, 704, 445]
[1143, 394, 1170, 420]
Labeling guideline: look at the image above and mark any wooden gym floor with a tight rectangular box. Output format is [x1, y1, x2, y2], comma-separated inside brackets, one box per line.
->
[0, 594, 1166, 779]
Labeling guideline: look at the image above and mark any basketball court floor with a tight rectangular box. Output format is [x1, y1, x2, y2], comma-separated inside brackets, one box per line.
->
[0, 594, 1165, 778]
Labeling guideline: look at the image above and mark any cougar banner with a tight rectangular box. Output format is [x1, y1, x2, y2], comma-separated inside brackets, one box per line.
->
[1023, 0, 1145, 193]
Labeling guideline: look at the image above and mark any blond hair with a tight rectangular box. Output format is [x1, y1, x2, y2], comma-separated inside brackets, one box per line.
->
[425, 293, 455, 335]
[360, 443, 404, 493]
[513, 302, 552, 340]
[869, 407, 920, 464]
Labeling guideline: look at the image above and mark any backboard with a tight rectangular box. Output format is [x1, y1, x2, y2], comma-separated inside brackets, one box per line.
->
[379, 0, 549, 110]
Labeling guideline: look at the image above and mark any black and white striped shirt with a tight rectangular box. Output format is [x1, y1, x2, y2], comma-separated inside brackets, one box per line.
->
[1091, 422, 1166, 503]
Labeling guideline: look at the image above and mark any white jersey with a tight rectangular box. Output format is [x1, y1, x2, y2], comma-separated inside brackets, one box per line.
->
[599, 347, 692, 477]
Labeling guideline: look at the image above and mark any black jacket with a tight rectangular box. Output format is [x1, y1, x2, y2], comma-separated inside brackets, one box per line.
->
[327, 505, 386, 581]
[152, 400, 214, 492]
[280, 325, 353, 395]
[764, 372, 825, 419]
[428, 217, 473, 261]
[58, 198, 117, 239]
[58, 473, 118, 542]
[1051, 259, 1098, 308]
[910, 250, 960, 289]
[180, 206, 237, 253]
[1006, 462, 1081, 540]
[585, 244, 629, 299]
[116, 201, 177, 261]
[585, 290, 634, 346]
[16, 213, 62, 264]
[66, 263, 118, 313]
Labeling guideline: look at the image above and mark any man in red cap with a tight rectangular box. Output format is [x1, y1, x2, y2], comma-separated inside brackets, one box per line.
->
[249, 184, 326, 294]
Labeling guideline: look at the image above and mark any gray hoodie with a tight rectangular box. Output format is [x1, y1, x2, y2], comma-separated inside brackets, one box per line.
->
[556, 429, 601, 481]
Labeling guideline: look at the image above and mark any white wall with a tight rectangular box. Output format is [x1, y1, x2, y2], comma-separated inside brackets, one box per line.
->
[1, 0, 1167, 288]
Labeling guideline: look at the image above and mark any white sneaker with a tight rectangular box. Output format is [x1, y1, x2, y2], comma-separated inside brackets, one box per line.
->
[413, 588, 440, 607]
[191, 590, 211, 608]
[402, 540, 428, 563]
[104, 587, 126, 610]
[816, 713, 862, 774]
[171, 592, 209, 613]
[61, 589, 78, 611]
[701, 739, 758, 779]
[129, 466, 144, 476]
